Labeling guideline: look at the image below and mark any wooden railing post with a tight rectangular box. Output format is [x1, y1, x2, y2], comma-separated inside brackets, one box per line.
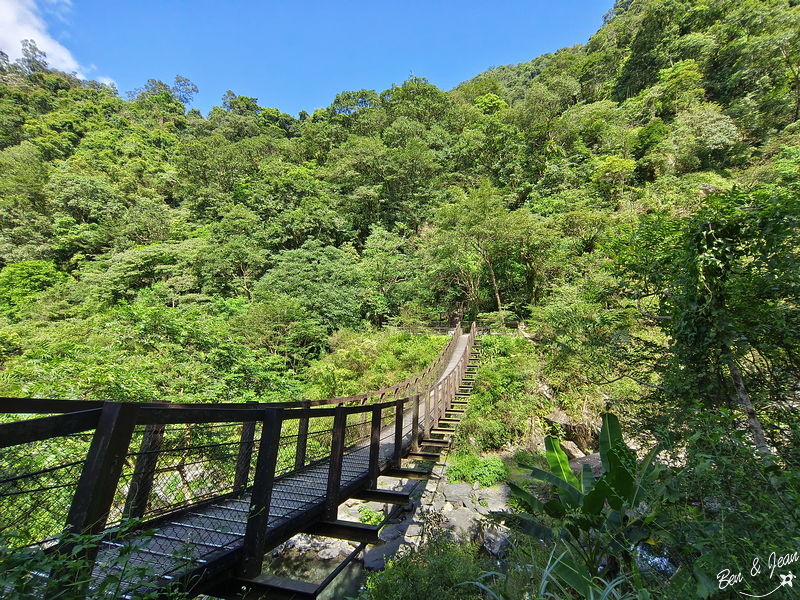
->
[325, 404, 347, 521]
[66, 402, 139, 538]
[232, 401, 258, 494]
[411, 393, 420, 452]
[241, 407, 283, 579]
[234, 420, 257, 493]
[393, 397, 404, 466]
[368, 406, 381, 489]
[123, 422, 165, 519]
[294, 401, 310, 471]
[424, 388, 431, 439]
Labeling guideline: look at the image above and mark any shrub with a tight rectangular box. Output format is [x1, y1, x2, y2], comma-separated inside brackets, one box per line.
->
[358, 504, 384, 526]
[358, 514, 485, 600]
[446, 451, 508, 487]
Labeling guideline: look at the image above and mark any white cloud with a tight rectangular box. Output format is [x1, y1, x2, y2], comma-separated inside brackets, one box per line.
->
[0, 0, 83, 76]
[97, 76, 117, 88]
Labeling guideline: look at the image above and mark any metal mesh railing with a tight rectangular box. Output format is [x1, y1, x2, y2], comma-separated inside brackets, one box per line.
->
[109, 421, 256, 527]
[0, 431, 94, 548]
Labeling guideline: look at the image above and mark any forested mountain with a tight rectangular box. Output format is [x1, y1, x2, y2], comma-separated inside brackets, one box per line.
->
[0, 0, 799, 595]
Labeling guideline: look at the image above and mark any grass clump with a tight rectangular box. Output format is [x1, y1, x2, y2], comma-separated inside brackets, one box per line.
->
[446, 451, 508, 487]
[357, 513, 485, 600]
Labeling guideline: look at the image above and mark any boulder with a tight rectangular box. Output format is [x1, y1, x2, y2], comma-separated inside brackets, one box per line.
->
[544, 409, 598, 453]
[569, 452, 603, 479]
[444, 483, 473, 504]
[477, 483, 511, 512]
[481, 524, 510, 557]
[378, 523, 403, 542]
[317, 547, 341, 561]
[362, 537, 407, 571]
[560, 440, 585, 459]
[445, 507, 481, 542]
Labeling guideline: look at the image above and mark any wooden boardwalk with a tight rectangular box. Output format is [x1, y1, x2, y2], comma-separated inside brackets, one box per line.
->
[0, 323, 479, 599]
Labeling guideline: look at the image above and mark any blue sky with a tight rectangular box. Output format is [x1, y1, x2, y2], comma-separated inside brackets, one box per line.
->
[2, 0, 612, 117]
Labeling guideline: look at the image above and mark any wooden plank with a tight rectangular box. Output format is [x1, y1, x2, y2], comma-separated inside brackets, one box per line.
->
[65, 402, 139, 537]
[411, 393, 420, 453]
[234, 419, 257, 493]
[305, 520, 379, 543]
[212, 576, 318, 600]
[383, 467, 430, 480]
[368, 406, 381, 489]
[294, 408, 310, 471]
[324, 404, 346, 521]
[393, 397, 403, 467]
[353, 489, 410, 504]
[406, 452, 442, 461]
[0, 408, 101, 448]
[138, 407, 265, 425]
[240, 407, 283, 579]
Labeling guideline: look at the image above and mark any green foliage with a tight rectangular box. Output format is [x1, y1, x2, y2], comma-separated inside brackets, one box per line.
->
[358, 504, 384, 526]
[0, 260, 64, 318]
[454, 335, 545, 452]
[653, 406, 800, 599]
[446, 451, 508, 487]
[304, 328, 447, 399]
[0, 520, 191, 599]
[507, 414, 677, 595]
[257, 239, 365, 331]
[358, 517, 485, 600]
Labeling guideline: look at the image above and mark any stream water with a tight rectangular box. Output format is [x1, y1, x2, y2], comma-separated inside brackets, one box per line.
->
[263, 554, 367, 599]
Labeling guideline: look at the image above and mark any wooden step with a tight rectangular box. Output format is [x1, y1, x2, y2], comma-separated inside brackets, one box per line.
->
[450, 402, 468, 407]
[445, 409, 465, 414]
[385, 467, 431, 480]
[430, 428, 455, 435]
[407, 452, 442, 461]
[437, 418, 461, 424]
[420, 439, 450, 447]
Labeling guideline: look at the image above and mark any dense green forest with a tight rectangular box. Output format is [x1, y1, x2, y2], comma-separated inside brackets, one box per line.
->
[1, 0, 799, 597]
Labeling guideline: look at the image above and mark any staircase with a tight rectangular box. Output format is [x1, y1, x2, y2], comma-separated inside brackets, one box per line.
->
[407, 337, 481, 463]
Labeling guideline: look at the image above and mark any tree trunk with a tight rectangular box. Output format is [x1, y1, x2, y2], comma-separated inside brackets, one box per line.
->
[482, 254, 504, 325]
[723, 346, 771, 455]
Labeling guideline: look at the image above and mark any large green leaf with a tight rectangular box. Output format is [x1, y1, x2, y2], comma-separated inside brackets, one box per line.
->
[599, 413, 622, 472]
[580, 463, 595, 495]
[552, 554, 593, 597]
[637, 443, 660, 480]
[502, 511, 554, 540]
[609, 459, 635, 503]
[528, 466, 582, 509]
[581, 479, 610, 515]
[545, 436, 580, 487]
[508, 480, 546, 513]
[543, 498, 567, 519]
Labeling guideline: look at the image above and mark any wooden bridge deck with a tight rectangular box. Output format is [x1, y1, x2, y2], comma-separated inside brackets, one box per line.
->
[92, 436, 390, 596]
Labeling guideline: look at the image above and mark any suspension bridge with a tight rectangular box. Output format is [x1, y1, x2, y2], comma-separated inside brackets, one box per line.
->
[0, 321, 482, 599]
